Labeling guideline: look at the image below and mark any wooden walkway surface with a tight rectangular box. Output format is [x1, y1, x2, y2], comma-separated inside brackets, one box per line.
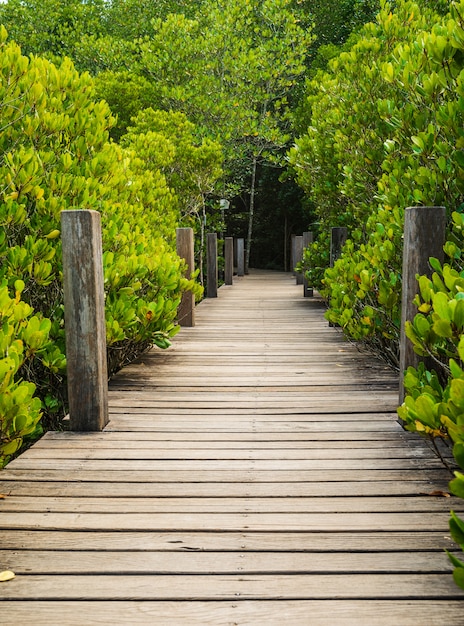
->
[1, 270, 464, 624]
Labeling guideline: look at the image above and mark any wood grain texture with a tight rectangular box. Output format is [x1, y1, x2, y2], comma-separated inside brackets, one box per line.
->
[60, 209, 108, 431]
[0, 270, 462, 623]
[3, 601, 464, 626]
[176, 227, 195, 327]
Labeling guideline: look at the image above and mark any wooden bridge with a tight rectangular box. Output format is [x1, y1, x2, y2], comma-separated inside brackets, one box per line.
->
[1, 270, 463, 624]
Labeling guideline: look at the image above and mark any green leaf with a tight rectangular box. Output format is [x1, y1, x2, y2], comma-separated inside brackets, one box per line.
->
[454, 151, 464, 169]
[413, 315, 431, 337]
[415, 394, 439, 428]
[453, 566, 464, 590]
[450, 359, 464, 379]
[450, 379, 464, 410]
[447, 550, 464, 569]
[433, 318, 453, 338]
[433, 292, 452, 321]
[429, 258, 443, 273]
[453, 443, 464, 469]
[450, 472, 464, 499]
[454, 299, 464, 330]
[450, 510, 464, 546]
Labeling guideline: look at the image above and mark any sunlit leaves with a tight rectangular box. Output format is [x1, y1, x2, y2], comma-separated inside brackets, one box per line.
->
[0, 34, 203, 457]
[291, 0, 464, 371]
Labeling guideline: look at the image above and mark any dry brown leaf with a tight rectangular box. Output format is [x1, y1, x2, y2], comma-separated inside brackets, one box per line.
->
[428, 490, 451, 498]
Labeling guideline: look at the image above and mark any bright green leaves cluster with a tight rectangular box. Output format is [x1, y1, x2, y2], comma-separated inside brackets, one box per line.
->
[0, 0, 106, 62]
[0, 32, 202, 463]
[396, 239, 464, 587]
[291, 1, 464, 370]
[122, 108, 223, 223]
[399, 331, 464, 588]
[404, 254, 464, 365]
[0, 282, 49, 467]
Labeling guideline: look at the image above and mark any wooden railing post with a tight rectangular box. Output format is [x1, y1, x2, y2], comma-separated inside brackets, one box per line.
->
[176, 227, 195, 327]
[330, 227, 348, 267]
[303, 231, 314, 297]
[236, 238, 245, 277]
[294, 235, 304, 285]
[224, 237, 233, 286]
[61, 210, 108, 431]
[207, 232, 218, 298]
[399, 206, 446, 403]
[291, 234, 296, 276]
[329, 227, 347, 327]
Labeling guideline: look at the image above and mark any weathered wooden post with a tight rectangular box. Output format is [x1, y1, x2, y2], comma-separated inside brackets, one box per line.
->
[176, 227, 195, 327]
[294, 235, 304, 285]
[207, 232, 218, 298]
[330, 227, 348, 267]
[329, 227, 348, 327]
[399, 206, 446, 403]
[224, 237, 233, 286]
[291, 234, 296, 276]
[61, 210, 108, 431]
[303, 231, 314, 297]
[236, 238, 245, 277]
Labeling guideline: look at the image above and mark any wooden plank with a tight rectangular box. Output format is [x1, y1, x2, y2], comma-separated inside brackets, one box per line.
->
[1, 496, 460, 514]
[30, 437, 430, 449]
[3, 600, 464, 626]
[0, 468, 453, 482]
[107, 395, 399, 406]
[38, 430, 434, 448]
[0, 530, 456, 552]
[102, 420, 408, 431]
[1, 574, 463, 600]
[19, 447, 438, 460]
[0, 480, 451, 498]
[0, 550, 455, 574]
[6, 458, 446, 471]
[0, 511, 455, 531]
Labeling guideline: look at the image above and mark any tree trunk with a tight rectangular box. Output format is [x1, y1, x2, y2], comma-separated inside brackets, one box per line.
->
[198, 202, 206, 286]
[245, 155, 257, 275]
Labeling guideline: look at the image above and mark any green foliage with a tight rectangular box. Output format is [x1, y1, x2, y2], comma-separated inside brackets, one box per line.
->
[298, 230, 331, 290]
[1, 0, 315, 270]
[0, 282, 46, 468]
[125, 0, 314, 269]
[396, 217, 464, 587]
[0, 0, 106, 62]
[0, 31, 201, 460]
[122, 109, 223, 222]
[103, 0, 204, 40]
[291, 0, 464, 368]
[307, 0, 380, 50]
[121, 108, 222, 284]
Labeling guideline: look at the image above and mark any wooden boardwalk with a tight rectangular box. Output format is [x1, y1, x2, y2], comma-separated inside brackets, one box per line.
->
[1, 270, 464, 624]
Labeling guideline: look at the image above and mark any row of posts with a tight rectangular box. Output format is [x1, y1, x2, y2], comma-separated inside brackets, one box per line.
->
[291, 228, 348, 297]
[61, 206, 446, 431]
[176, 230, 245, 324]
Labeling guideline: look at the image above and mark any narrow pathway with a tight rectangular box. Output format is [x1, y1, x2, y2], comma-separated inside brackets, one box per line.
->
[1, 271, 463, 624]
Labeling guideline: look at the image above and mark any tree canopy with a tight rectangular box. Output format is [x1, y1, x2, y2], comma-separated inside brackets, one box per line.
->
[0, 0, 378, 270]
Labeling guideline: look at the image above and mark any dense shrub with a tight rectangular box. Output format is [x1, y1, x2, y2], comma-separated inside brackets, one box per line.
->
[0, 282, 48, 467]
[291, 0, 464, 369]
[0, 30, 204, 465]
